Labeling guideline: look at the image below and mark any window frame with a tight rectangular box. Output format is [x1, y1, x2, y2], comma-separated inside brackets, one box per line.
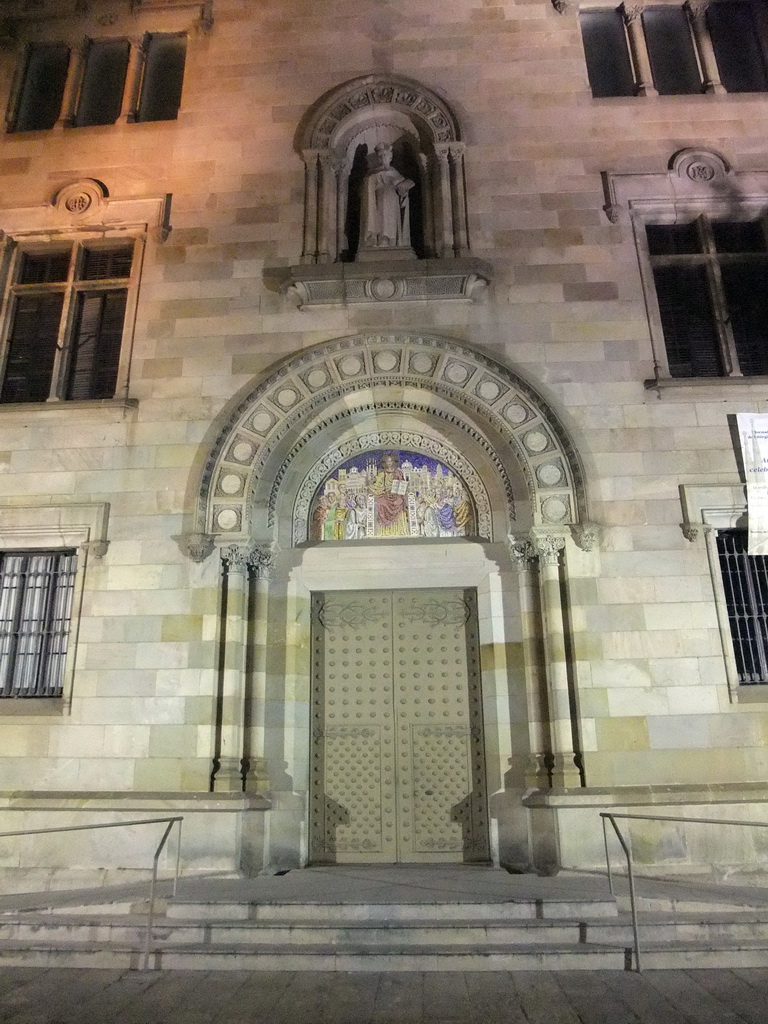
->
[0, 501, 109, 714]
[603, 149, 768, 388]
[631, 202, 768, 380]
[578, 0, 768, 98]
[0, 232, 145, 407]
[679, 484, 763, 703]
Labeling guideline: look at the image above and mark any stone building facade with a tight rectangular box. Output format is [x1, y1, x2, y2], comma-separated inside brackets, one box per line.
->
[0, 0, 767, 885]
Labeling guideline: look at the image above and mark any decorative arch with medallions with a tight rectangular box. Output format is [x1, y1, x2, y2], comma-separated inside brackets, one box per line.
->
[194, 333, 587, 550]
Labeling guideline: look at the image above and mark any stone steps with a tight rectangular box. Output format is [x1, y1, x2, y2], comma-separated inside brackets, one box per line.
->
[2, 899, 768, 970]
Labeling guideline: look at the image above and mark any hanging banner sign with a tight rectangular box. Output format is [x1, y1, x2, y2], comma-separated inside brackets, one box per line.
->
[736, 412, 768, 555]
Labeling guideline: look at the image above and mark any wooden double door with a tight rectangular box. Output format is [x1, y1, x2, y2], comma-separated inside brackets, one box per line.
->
[309, 588, 489, 863]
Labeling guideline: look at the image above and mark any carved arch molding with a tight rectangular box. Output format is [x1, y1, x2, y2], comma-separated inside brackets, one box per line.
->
[197, 334, 586, 544]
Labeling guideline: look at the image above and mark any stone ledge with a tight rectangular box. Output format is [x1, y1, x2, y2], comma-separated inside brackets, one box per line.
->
[270, 257, 493, 307]
[524, 783, 768, 808]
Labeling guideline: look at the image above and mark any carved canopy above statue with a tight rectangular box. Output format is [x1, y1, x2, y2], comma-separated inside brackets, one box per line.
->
[295, 74, 472, 266]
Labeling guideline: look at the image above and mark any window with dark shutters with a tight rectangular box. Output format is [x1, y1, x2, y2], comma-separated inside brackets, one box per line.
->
[138, 33, 187, 122]
[11, 42, 70, 132]
[646, 218, 768, 380]
[0, 243, 134, 404]
[579, 2, 768, 97]
[75, 39, 131, 127]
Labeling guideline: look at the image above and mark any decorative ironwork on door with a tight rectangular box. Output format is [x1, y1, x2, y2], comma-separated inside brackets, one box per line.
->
[310, 588, 489, 863]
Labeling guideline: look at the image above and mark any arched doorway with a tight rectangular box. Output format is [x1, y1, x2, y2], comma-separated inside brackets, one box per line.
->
[192, 333, 589, 868]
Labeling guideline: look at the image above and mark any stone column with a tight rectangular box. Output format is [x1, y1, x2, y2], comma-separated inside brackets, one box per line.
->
[434, 144, 455, 259]
[120, 39, 145, 123]
[449, 143, 469, 257]
[336, 158, 351, 258]
[508, 536, 550, 787]
[212, 544, 254, 792]
[301, 149, 320, 264]
[316, 150, 336, 263]
[531, 529, 580, 788]
[622, 4, 658, 97]
[244, 547, 274, 793]
[685, 1, 725, 94]
[56, 41, 88, 128]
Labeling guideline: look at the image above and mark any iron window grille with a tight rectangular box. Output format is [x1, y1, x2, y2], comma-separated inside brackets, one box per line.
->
[0, 241, 136, 404]
[645, 217, 768, 379]
[580, 2, 768, 98]
[716, 530, 768, 684]
[0, 551, 77, 698]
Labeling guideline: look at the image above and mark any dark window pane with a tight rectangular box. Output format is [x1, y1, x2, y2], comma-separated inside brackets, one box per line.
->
[708, 2, 768, 93]
[646, 222, 702, 256]
[721, 264, 768, 376]
[579, 10, 635, 98]
[717, 530, 768, 684]
[712, 220, 767, 254]
[66, 289, 127, 400]
[82, 246, 133, 280]
[0, 550, 76, 698]
[643, 7, 702, 95]
[12, 42, 69, 132]
[75, 39, 130, 127]
[18, 250, 71, 284]
[138, 33, 187, 122]
[653, 265, 721, 377]
[1, 293, 63, 403]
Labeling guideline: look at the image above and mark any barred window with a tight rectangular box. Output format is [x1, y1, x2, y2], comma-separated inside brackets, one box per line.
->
[717, 531, 768, 684]
[646, 218, 768, 379]
[0, 242, 135, 404]
[0, 551, 77, 698]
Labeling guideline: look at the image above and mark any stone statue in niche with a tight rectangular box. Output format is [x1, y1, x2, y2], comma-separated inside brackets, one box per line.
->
[357, 144, 415, 260]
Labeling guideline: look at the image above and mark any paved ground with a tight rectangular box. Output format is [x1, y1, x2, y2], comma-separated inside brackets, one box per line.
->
[1, 967, 768, 1023]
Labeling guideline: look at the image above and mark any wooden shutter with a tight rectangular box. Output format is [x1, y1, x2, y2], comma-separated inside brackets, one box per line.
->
[0, 293, 64, 403]
[138, 33, 187, 122]
[579, 10, 635, 98]
[66, 290, 127, 400]
[643, 7, 702, 95]
[75, 39, 130, 127]
[13, 43, 70, 132]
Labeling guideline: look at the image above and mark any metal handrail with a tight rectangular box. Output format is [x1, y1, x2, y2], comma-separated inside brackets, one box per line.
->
[0, 815, 183, 970]
[600, 811, 768, 973]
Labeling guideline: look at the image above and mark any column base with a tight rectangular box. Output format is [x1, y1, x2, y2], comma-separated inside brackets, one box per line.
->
[212, 757, 244, 792]
[549, 753, 581, 788]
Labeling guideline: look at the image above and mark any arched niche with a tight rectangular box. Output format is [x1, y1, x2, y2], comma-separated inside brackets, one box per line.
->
[194, 333, 587, 550]
[296, 74, 470, 264]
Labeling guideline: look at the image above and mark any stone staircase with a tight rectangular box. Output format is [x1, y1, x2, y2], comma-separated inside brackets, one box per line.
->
[1, 867, 768, 971]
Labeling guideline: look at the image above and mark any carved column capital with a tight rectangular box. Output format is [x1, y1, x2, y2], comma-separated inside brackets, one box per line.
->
[530, 530, 566, 566]
[301, 148, 321, 167]
[434, 143, 451, 166]
[222, 544, 254, 574]
[448, 142, 466, 160]
[507, 534, 536, 570]
[622, 3, 646, 24]
[684, 0, 710, 23]
[569, 521, 600, 552]
[182, 532, 214, 563]
[681, 522, 710, 543]
[80, 539, 109, 560]
[251, 546, 275, 581]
